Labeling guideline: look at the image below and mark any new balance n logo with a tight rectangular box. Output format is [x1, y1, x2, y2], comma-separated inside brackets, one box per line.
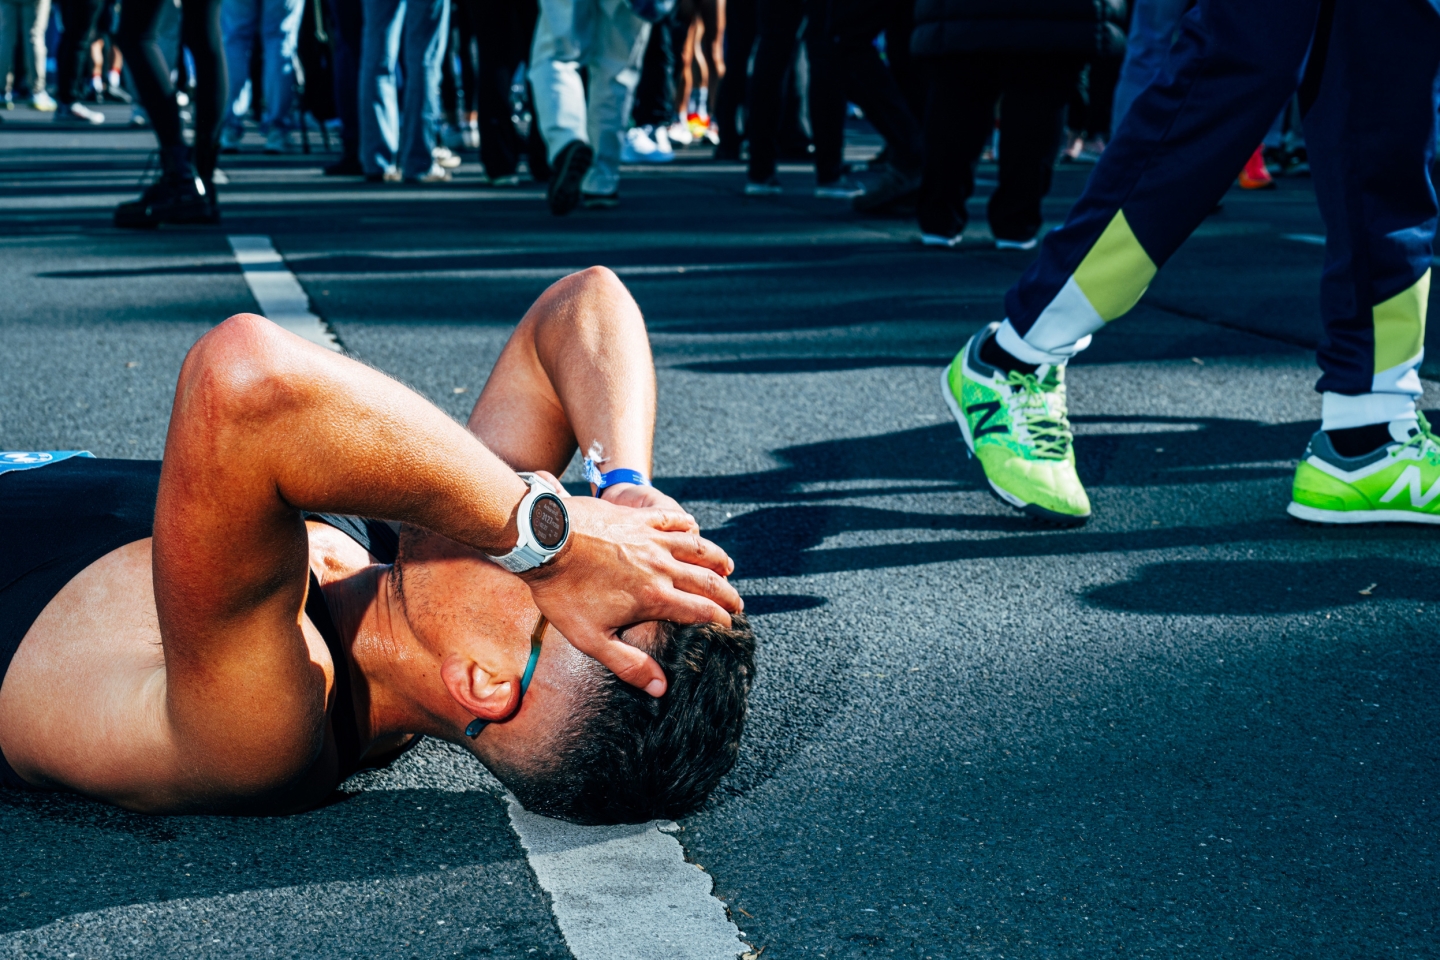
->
[1379, 465, 1440, 508]
[967, 401, 1007, 438]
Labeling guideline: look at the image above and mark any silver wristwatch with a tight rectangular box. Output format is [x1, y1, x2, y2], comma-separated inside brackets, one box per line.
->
[486, 472, 571, 573]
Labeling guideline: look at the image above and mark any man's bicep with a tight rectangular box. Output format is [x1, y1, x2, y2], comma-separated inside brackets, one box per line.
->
[151, 316, 316, 649]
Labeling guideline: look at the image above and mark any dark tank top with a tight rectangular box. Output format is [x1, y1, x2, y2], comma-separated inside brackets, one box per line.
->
[0, 457, 401, 793]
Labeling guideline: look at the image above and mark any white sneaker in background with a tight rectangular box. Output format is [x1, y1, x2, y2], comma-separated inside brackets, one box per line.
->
[409, 162, 452, 183]
[652, 124, 673, 159]
[667, 120, 693, 146]
[55, 102, 105, 124]
[31, 91, 57, 111]
[621, 126, 658, 163]
[463, 119, 480, 149]
[433, 145, 462, 169]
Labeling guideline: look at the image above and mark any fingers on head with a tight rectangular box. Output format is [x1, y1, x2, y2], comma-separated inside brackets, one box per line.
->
[665, 531, 734, 576]
[673, 564, 743, 614]
[600, 639, 666, 693]
[660, 588, 736, 629]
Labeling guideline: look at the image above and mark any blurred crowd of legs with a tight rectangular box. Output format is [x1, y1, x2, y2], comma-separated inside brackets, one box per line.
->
[3, 0, 1330, 230]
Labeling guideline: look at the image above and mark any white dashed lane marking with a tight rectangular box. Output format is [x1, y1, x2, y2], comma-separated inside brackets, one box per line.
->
[228, 234, 341, 351]
[507, 797, 747, 960]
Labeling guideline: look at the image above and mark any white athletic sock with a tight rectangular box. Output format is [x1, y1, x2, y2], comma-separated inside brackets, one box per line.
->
[1320, 392, 1419, 432]
[994, 318, 1092, 366]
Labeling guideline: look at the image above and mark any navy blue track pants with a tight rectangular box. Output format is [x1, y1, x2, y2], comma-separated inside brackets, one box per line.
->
[994, 0, 1440, 430]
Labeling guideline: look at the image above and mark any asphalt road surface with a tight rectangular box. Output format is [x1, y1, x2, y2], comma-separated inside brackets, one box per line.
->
[1, 106, 1437, 959]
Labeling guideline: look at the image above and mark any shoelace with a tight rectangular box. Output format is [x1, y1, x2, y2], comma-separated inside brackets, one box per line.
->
[1398, 412, 1440, 463]
[1004, 370, 1073, 459]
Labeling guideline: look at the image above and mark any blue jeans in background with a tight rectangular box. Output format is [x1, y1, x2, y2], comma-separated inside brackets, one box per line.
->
[358, 0, 449, 178]
[221, 0, 303, 133]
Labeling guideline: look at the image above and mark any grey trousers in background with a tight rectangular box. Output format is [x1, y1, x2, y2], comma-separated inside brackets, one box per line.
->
[0, 0, 52, 96]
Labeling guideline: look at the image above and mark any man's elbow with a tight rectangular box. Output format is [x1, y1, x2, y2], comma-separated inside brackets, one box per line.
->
[176, 314, 310, 426]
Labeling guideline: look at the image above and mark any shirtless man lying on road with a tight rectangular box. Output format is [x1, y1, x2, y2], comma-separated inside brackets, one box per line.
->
[0, 268, 752, 824]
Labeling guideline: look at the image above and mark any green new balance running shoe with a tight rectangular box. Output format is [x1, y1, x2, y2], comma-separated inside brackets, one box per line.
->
[1288, 415, 1440, 524]
[941, 323, 1091, 525]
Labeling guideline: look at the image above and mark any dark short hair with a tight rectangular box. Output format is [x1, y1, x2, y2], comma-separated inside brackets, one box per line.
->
[499, 614, 756, 825]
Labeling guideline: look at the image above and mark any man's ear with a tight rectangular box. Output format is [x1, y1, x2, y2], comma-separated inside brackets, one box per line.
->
[440, 654, 522, 721]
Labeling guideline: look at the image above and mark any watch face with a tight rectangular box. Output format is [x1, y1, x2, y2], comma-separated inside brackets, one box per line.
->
[530, 493, 569, 549]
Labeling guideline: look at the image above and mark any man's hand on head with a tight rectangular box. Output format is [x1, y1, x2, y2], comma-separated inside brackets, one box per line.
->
[520, 496, 740, 698]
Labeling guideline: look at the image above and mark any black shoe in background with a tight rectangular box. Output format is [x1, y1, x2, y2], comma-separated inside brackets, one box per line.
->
[114, 173, 216, 229]
[325, 155, 364, 176]
[546, 140, 593, 216]
[853, 163, 921, 215]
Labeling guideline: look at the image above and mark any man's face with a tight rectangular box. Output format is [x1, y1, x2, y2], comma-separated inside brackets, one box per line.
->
[394, 528, 658, 764]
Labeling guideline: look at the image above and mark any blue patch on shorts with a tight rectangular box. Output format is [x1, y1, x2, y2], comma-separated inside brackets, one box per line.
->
[0, 451, 96, 475]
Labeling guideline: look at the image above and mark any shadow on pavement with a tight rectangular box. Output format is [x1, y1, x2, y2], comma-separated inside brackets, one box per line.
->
[1085, 558, 1440, 614]
[0, 786, 520, 934]
[667, 416, 1323, 505]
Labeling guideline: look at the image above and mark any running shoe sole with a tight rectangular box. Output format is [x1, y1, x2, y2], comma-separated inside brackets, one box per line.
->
[547, 141, 593, 216]
[939, 361, 1088, 527]
[1287, 501, 1440, 525]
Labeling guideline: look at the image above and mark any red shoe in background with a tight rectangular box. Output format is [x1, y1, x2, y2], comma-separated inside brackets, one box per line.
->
[1238, 145, 1276, 190]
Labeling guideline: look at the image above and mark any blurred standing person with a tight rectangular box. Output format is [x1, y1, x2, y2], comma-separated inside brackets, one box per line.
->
[1063, 57, 1121, 162]
[912, 0, 1126, 248]
[624, 6, 678, 163]
[529, 0, 653, 213]
[710, 0, 751, 159]
[468, 0, 538, 182]
[826, 0, 924, 213]
[83, 0, 131, 102]
[323, 0, 364, 173]
[743, 0, 854, 198]
[672, 0, 722, 142]
[218, 0, 303, 152]
[52, 0, 106, 121]
[359, 0, 450, 181]
[113, 0, 227, 225]
[0, 0, 54, 109]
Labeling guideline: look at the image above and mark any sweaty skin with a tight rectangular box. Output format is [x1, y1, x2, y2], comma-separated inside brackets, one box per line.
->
[0, 267, 738, 813]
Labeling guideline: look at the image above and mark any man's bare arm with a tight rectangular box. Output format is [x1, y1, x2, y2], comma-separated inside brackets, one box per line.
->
[153, 314, 738, 791]
[468, 268, 732, 691]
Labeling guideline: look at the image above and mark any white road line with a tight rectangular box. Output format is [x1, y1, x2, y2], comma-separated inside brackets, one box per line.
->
[228, 235, 340, 351]
[300, 260, 847, 283]
[507, 797, 747, 960]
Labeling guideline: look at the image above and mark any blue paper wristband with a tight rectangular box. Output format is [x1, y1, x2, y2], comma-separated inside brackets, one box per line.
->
[583, 459, 650, 495]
